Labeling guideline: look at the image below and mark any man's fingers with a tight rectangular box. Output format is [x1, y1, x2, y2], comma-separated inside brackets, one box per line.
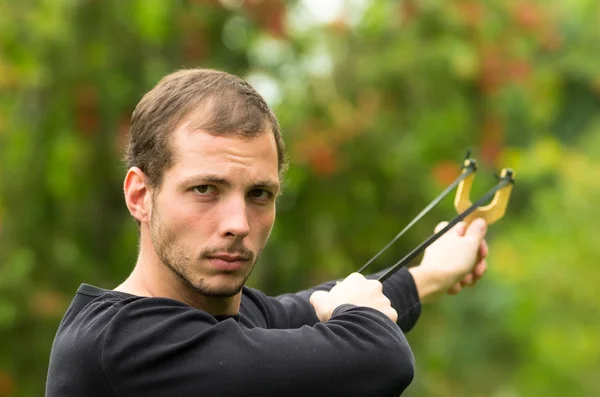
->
[472, 260, 487, 281]
[434, 221, 467, 236]
[385, 307, 398, 323]
[344, 272, 366, 282]
[447, 283, 462, 295]
[479, 239, 489, 259]
[458, 259, 488, 288]
[434, 221, 448, 234]
[460, 274, 474, 287]
[309, 290, 328, 305]
[466, 218, 487, 238]
[454, 221, 467, 237]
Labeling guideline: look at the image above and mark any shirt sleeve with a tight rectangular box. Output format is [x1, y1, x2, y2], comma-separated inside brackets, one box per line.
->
[102, 297, 415, 397]
[272, 267, 422, 332]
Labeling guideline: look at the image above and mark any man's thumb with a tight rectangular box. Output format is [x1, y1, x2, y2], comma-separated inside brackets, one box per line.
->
[465, 218, 487, 238]
[309, 290, 328, 305]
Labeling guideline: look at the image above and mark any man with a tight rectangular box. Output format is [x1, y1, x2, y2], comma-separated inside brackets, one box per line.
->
[46, 69, 488, 396]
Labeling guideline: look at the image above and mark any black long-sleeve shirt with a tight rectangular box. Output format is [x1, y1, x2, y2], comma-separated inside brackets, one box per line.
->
[45, 268, 421, 397]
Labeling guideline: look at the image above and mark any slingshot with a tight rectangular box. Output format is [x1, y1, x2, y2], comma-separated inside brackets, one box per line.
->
[357, 151, 515, 282]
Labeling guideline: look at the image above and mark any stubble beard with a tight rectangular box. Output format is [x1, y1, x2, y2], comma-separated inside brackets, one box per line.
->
[149, 206, 259, 298]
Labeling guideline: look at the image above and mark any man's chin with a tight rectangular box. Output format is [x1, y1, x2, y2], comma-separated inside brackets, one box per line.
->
[195, 285, 243, 298]
[191, 275, 246, 298]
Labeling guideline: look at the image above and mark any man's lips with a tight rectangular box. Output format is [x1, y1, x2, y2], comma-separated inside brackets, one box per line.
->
[206, 254, 251, 271]
[209, 254, 249, 261]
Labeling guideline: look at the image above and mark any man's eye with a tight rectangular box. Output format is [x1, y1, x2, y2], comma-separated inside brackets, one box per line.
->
[193, 185, 215, 195]
[250, 189, 271, 199]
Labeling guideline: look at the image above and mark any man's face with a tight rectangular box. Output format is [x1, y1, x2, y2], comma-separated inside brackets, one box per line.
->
[148, 124, 279, 298]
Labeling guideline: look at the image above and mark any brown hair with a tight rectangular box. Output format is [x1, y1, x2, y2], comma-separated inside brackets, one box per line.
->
[125, 68, 287, 190]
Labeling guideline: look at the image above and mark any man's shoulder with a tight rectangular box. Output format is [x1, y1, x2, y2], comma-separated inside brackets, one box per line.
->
[51, 283, 223, 361]
[66, 284, 187, 327]
[59, 283, 141, 337]
[64, 284, 220, 333]
[46, 284, 149, 396]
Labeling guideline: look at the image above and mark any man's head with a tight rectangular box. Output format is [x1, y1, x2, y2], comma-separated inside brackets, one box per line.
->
[126, 68, 287, 190]
[123, 69, 285, 300]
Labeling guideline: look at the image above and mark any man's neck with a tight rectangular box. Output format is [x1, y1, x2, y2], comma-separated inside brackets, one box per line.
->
[115, 257, 242, 317]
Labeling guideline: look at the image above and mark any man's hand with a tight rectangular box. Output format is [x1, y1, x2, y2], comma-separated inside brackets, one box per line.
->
[310, 273, 398, 323]
[409, 218, 488, 303]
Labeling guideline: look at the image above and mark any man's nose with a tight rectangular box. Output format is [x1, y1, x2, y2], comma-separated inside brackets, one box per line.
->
[219, 196, 250, 239]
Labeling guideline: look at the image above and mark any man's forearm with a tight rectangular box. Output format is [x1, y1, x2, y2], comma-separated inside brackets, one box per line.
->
[408, 266, 445, 304]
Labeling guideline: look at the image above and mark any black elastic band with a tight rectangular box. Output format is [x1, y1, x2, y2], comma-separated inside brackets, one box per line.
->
[377, 177, 512, 282]
[357, 160, 476, 274]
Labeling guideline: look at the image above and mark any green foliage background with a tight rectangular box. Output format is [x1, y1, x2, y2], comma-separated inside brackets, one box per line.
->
[0, 0, 599, 395]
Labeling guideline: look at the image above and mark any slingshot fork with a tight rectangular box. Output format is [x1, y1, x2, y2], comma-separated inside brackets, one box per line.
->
[355, 152, 516, 281]
[454, 158, 515, 226]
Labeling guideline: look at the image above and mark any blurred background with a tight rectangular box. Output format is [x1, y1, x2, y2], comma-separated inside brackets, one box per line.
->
[1, 0, 599, 396]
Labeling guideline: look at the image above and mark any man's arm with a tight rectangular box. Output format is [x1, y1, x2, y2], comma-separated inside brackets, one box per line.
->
[103, 287, 414, 397]
[270, 218, 489, 332]
[409, 218, 489, 302]
[272, 267, 421, 332]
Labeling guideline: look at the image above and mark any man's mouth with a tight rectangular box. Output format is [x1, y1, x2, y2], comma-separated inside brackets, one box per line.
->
[205, 254, 251, 272]
[208, 254, 250, 262]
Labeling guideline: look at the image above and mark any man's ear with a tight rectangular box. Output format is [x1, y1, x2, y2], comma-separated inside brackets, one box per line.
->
[124, 167, 152, 223]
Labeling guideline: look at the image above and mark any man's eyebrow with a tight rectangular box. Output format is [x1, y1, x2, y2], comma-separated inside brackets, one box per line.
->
[181, 175, 280, 191]
[251, 180, 281, 192]
[181, 175, 231, 187]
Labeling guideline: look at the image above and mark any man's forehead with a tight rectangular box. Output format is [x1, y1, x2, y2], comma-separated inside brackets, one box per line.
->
[174, 127, 276, 160]
[169, 126, 279, 185]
